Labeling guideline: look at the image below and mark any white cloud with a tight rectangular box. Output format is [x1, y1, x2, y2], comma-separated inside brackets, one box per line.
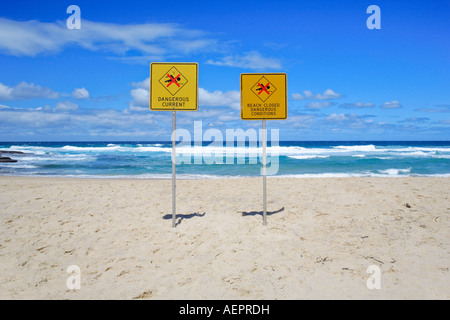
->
[35, 105, 53, 111]
[132, 78, 150, 90]
[305, 101, 334, 109]
[340, 101, 375, 108]
[326, 113, 349, 122]
[0, 83, 13, 99]
[198, 88, 240, 110]
[324, 113, 378, 131]
[108, 56, 157, 65]
[415, 105, 450, 113]
[0, 19, 64, 56]
[125, 78, 151, 111]
[0, 106, 162, 138]
[381, 100, 402, 109]
[316, 89, 341, 99]
[0, 81, 59, 100]
[129, 88, 150, 111]
[291, 93, 304, 100]
[401, 117, 430, 123]
[55, 101, 79, 111]
[0, 109, 70, 127]
[72, 88, 90, 99]
[206, 51, 282, 70]
[0, 18, 216, 57]
[292, 89, 341, 100]
[284, 115, 316, 128]
[217, 112, 240, 122]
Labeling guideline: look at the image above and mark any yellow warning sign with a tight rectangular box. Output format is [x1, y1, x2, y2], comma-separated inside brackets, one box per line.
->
[241, 73, 287, 120]
[150, 62, 198, 111]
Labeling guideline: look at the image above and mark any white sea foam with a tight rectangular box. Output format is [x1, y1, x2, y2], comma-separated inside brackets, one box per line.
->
[2, 170, 448, 179]
[136, 146, 172, 152]
[22, 173, 239, 180]
[414, 173, 450, 177]
[396, 151, 434, 157]
[62, 145, 122, 151]
[3, 164, 38, 169]
[61, 145, 173, 153]
[9, 143, 449, 159]
[388, 146, 450, 153]
[333, 144, 377, 152]
[275, 170, 415, 178]
[7, 146, 48, 155]
[274, 173, 364, 178]
[378, 168, 411, 175]
[18, 155, 95, 162]
[288, 155, 330, 160]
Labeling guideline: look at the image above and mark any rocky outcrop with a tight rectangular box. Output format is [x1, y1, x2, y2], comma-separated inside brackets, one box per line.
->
[0, 150, 26, 155]
[0, 150, 26, 163]
[0, 157, 18, 163]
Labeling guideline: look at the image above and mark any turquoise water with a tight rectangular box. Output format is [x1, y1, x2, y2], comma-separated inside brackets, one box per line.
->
[1, 141, 449, 178]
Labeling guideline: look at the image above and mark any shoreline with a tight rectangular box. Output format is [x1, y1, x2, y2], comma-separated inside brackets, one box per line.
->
[2, 174, 449, 183]
[1, 176, 449, 299]
[1, 174, 450, 181]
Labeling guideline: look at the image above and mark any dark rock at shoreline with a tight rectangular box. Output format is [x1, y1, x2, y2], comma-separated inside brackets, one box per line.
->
[0, 150, 26, 155]
[0, 150, 27, 163]
[0, 150, 26, 163]
[0, 157, 18, 163]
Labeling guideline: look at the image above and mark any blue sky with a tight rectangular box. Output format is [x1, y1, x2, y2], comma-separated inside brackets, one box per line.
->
[0, 0, 449, 141]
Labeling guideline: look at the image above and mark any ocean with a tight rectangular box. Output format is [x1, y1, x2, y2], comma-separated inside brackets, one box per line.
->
[1, 141, 449, 179]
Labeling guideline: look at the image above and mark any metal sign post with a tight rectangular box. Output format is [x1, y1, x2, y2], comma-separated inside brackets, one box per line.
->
[172, 110, 176, 228]
[150, 62, 198, 228]
[240, 73, 287, 226]
[262, 119, 267, 226]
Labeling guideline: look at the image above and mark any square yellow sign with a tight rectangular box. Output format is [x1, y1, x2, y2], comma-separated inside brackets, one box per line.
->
[241, 73, 287, 120]
[150, 62, 198, 111]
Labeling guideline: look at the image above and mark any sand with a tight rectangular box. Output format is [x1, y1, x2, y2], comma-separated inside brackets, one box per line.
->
[0, 176, 449, 300]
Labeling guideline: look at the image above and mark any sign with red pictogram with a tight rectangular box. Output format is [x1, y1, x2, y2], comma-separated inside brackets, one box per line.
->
[150, 62, 198, 111]
[241, 73, 287, 120]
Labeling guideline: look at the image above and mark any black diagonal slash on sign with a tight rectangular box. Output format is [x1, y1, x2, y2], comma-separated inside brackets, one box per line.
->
[159, 67, 188, 96]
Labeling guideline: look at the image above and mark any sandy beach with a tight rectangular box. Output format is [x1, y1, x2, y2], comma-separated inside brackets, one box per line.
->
[0, 176, 448, 300]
